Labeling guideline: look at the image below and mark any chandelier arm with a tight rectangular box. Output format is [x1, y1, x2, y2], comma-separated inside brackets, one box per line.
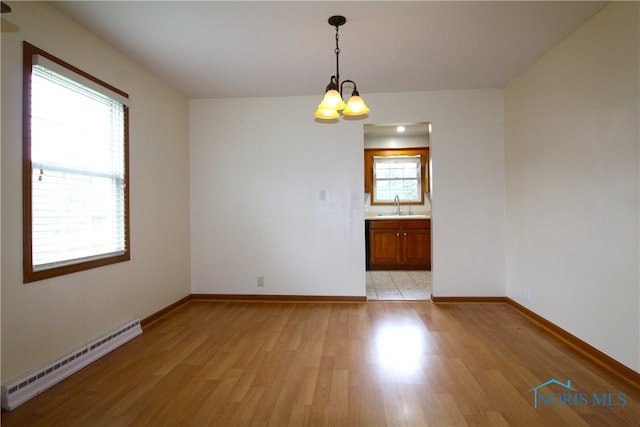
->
[326, 75, 338, 92]
[340, 79, 357, 97]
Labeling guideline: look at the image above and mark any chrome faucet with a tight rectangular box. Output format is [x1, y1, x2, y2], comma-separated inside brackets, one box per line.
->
[393, 195, 401, 215]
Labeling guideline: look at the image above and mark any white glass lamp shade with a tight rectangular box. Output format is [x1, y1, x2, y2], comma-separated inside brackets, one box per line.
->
[314, 107, 340, 120]
[317, 89, 346, 111]
[342, 95, 370, 116]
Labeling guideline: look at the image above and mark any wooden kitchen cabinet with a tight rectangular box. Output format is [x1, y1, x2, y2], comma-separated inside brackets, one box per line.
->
[369, 219, 431, 270]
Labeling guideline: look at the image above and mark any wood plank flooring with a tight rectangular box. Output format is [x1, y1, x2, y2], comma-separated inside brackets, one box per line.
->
[2, 300, 639, 426]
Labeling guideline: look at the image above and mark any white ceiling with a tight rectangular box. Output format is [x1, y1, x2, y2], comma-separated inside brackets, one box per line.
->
[51, 1, 607, 100]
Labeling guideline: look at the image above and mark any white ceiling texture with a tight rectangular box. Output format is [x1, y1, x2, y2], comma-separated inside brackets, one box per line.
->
[51, 1, 607, 100]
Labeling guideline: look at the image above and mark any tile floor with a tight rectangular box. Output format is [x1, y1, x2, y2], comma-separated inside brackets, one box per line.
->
[366, 270, 432, 300]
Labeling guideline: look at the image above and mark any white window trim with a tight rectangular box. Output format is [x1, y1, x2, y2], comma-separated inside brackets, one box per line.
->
[372, 155, 422, 203]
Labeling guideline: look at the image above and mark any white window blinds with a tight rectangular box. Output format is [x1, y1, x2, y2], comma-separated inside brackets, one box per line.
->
[373, 155, 422, 203]
[29, 59, 127, 271]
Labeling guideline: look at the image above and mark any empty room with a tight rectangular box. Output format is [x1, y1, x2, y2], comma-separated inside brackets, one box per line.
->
[1, 1, 639, 425]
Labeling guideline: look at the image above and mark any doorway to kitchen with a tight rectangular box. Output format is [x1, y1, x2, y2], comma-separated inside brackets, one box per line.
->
[364, 122, 432, 301]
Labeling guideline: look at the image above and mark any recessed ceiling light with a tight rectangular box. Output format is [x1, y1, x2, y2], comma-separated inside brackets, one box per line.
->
[396, 126, 405, 133]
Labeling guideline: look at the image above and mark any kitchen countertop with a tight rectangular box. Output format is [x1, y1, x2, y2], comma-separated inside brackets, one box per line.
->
[365, 212, 431, 220]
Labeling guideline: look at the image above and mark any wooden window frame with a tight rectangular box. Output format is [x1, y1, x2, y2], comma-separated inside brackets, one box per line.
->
[22, 42, 130, 283]
[364, 147, 429, 206]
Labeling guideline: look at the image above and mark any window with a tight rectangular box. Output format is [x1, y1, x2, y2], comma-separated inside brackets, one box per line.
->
[373, 155, 421, 203]
[364, 148, 429, 206]
[23, 42, 130, 283]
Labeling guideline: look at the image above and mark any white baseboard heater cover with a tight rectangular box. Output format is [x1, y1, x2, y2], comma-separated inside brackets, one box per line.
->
[1, 319, 142, 410]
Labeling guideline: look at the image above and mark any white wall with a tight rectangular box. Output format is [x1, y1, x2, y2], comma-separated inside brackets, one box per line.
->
[364, 134, 429, 149]
[190, 96, 366, 296]
[190, 89, 506, 297]
[505, 2, 640, 371]
[1, 2, 191, 382]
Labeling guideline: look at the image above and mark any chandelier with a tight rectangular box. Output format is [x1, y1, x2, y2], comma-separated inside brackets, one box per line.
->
[314, 15, 370, 121]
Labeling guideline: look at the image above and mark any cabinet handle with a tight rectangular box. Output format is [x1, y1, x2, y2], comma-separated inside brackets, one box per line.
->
[404, 232, 407, 236]
[396, 233, 399, 237]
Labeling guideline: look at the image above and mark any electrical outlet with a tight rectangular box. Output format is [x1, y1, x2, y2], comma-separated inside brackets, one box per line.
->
[257, 276, 264, 287]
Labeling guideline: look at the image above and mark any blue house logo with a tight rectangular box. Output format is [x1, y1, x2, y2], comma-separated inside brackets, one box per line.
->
[528, 379, 576, 408]
[528, 378, 627, 409]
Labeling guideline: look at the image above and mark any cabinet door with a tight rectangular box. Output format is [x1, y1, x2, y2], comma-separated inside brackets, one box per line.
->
[403, 229, 431, 269]
[369, 229, 400, 268]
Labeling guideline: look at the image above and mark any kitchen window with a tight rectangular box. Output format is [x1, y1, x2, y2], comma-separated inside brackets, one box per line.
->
[23, 42, 130, 283]
[373, 155, 421, 203]
[364, 147, 429, 206]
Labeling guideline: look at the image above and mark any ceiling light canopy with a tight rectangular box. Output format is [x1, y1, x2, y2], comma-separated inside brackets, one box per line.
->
[314, 16, 370, 122]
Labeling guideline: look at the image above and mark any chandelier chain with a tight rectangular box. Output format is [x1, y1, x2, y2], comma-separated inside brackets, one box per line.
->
[334, 25, 341, 86]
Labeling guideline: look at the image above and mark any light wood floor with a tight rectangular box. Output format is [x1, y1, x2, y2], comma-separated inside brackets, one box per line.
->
[2, 300, 639, 426]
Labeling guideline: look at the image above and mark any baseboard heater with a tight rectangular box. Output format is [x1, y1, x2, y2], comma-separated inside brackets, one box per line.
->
[1, 319, 142, 411]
